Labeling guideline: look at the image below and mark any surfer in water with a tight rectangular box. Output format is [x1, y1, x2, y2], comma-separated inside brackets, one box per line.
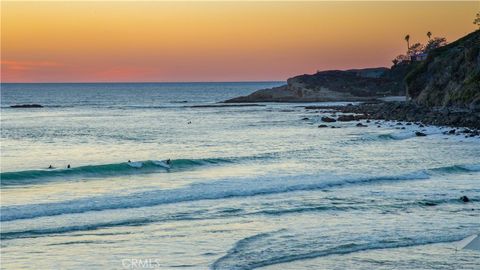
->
[128, 160, 131, 163]
[48, 165, 53, 169]
[166, 159, 171, 165]
[67, 164, 71, 169]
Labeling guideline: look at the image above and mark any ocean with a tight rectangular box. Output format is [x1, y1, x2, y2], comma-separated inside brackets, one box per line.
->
[1, 82, 479, 269]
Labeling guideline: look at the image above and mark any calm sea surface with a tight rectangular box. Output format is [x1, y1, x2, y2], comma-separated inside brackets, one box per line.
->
[1, 82, 479, 269]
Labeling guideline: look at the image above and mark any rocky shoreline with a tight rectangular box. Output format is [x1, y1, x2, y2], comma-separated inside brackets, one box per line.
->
[226, 30, 479, 130]
[305, 101, 480, 134]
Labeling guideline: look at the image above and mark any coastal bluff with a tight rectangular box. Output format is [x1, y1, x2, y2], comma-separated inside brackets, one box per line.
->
[225, 66, 413, 103]
[226, 30, 479, 109]
[405, 30, 480, 111]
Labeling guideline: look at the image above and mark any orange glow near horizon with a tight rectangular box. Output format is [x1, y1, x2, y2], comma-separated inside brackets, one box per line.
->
[1, 1, 478, 82]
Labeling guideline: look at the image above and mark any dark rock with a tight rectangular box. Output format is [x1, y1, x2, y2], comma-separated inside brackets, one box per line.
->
[301, 117, 310, 120]
[337, 114, 356, 122]
[470, 97, 480, 112]
[448, 129, 456, 134]
[321, 116, 337, 123]
[10, 104, 43, 108]
[356, 123, 368, 127]
[318, 124, 328, 128]
[448, 115, 461, 124]
[190, 104, 265, 108]
[305, 99, 479, 129]
[423, 201, 438, 206]
[415, 131, 427, 137]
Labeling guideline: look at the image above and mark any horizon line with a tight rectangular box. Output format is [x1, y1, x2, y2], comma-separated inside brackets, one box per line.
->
[0, 80, 286, 84]
[4, 0, 479, 2]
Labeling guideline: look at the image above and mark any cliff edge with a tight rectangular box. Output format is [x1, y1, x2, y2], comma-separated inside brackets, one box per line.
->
[225, 66, 412, 103]
[406, 30, 480, 110]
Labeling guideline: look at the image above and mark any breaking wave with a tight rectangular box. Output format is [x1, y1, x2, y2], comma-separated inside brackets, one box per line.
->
[3, 163, 478, 222]
[0, 158, 231, 186]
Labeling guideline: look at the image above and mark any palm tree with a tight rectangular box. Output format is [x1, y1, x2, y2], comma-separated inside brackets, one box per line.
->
[404, 34, 410, 51]
[474, 12, 480, 28]
[427, 31, 432, 40]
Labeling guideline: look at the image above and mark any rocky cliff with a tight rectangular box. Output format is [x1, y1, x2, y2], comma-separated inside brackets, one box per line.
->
[225, 66, 413, 103]
[406, 30, 480, 111]
[226, 30, 479, 107]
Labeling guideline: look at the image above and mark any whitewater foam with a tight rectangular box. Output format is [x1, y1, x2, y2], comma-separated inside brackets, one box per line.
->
[2, 196, 468, 240]
[3, 163, 477, 222]
[212, 230, 472, 270]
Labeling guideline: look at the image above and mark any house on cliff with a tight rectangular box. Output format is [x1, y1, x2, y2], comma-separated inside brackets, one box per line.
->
[411, 52, 428, 62]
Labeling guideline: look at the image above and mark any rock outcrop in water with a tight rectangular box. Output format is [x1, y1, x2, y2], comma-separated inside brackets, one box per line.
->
[405, 30, 480, 110]
[10, 104, 43, 108]
[311, 102, 480, 129]
[225, 66, 414, 103]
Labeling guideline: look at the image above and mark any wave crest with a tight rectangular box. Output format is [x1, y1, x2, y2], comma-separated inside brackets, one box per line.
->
[1, 163, 478, 222]
[0, 158, 230, 186]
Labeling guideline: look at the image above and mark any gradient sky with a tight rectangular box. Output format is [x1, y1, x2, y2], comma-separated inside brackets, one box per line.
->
[1, 1, 478, 82]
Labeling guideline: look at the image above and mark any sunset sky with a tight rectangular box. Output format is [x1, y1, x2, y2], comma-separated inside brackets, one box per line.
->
[1, 1, 478, 83]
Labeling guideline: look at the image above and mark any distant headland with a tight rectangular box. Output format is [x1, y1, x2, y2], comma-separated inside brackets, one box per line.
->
[225, 30, 480, 128]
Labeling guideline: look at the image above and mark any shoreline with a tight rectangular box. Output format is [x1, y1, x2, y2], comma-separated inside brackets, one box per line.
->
[305, 101, 480, 132]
